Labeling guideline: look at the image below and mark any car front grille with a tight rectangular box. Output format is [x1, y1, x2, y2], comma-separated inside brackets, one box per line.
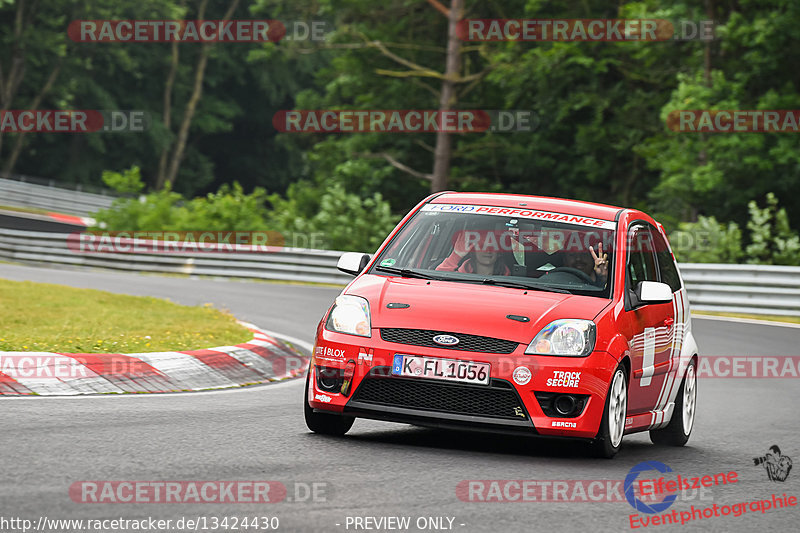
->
[351, 371, 528, 420]
[380, 328, 518, 354]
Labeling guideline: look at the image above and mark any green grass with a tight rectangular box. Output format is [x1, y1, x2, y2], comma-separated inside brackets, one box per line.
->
[0, 278, 252, 353]
[0, 204, 54, 215]
[692, 310, 800, 324]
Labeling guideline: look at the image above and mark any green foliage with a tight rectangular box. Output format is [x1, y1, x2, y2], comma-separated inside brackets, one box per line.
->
[670, 216, 744, 264]
[267, 182, 400, 252]
[101, 166, 145, 194]
[745, 193, 800, 265]
[93, 180, 269, 233]
[642, 0, 800, 228]
[668, 194, 800, 265]
[179, 183, 271, 232]
[5, 0, 800, 262]
[93, 186, 184, 232]
[92, 167, 398, 251]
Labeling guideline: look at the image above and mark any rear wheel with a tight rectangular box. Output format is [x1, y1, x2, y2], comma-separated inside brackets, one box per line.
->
[591, 366, 627, 458]
[304, 368, 354, 436]
[650, 359, 696, 446]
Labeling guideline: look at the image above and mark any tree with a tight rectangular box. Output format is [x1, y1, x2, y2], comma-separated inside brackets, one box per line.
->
[155, 0, 241, 190]
[0, 0, 74, 173]
[641, 0, 800, 229]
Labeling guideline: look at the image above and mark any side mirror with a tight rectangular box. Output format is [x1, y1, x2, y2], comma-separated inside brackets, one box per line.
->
[337, 252, 372, 276]
[635, 281, 673, 304]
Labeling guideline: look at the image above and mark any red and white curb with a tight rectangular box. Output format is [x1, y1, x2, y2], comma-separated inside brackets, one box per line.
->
[0, 208, 94, 227]
[0, 322, 309, 396]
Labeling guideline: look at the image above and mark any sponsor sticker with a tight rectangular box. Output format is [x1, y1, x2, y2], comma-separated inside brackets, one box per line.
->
[421, 204, 616, 229]
[547, 370, 581, 388]
[357, 348, 374, 366]
[551, 421, 577, 428]
[512, 366, 532, 386]
[315, 393, 332, 403]
[314, 345, 346, 361]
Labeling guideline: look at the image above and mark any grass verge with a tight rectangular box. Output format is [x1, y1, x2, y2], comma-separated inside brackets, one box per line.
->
[691, 310, 800, 325]
[0, 204, 54, 216]
[0, 278, 252, 353]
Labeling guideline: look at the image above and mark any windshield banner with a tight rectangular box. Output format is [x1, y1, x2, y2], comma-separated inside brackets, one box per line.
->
[421, 204, 616, 230]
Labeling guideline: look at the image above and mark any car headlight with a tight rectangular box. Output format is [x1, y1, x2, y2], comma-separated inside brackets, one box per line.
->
[325, 295, 371, 337]
[525, 319, 596, 357]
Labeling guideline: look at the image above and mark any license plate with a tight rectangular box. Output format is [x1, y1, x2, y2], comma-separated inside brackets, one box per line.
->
[391, 354, 490, 386]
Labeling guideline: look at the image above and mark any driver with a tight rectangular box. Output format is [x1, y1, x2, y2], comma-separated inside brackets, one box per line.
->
[436, 230, 511, 276]
[556, 243, 609, 286]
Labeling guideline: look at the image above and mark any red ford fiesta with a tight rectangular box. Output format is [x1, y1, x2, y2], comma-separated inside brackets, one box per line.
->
[304, 192, 699, 458]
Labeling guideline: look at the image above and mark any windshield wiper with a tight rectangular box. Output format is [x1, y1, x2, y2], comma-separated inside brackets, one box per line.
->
[375, 266, 441, 280]
[480, 278, 572, 294]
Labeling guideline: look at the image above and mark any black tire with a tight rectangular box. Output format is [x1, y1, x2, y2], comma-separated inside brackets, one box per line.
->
[650, 359, 696, 447]
[591, 365, 628, 459]
[303, 368, 355, 436]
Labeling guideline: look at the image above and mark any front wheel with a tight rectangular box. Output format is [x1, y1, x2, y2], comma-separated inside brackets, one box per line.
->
[304, 369, 355, 436]
[591, 365, 628, 458]
[650, 359, 696, 446]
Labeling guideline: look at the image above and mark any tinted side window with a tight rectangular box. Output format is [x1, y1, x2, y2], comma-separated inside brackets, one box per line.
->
[651, 228, 682, 292]
[627, 226, 658, 287]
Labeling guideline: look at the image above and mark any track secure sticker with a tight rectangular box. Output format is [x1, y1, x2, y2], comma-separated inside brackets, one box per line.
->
[547, 370, 581, 387]
[380, 258, 396, 267]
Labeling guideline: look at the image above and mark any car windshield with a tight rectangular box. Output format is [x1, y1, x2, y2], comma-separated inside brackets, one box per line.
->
[370, 204, 616, 298]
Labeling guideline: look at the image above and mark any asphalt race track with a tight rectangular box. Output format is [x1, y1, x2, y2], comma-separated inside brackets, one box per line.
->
[1, 263, 798, 533]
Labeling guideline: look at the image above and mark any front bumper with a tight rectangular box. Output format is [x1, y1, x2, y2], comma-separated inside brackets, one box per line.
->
[308, 329, 619, 439]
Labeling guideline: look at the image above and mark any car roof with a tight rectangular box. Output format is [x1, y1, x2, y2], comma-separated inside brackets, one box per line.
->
[430, 192, 624, 221]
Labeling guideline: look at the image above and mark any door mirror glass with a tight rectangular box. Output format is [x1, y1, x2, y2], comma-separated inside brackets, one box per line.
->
[337, 252, 372, 275]
[636, 281, 673, 304]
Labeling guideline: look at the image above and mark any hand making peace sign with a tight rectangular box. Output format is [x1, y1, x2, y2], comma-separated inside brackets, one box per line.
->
[589, 243, 608, 277]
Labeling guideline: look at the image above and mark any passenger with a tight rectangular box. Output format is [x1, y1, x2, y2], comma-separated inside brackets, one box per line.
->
[436, 231, 511, 276]
[558, 243, 609, 286]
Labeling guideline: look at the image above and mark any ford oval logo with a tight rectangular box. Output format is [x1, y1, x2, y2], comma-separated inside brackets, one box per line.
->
[433, 334, 460, 346]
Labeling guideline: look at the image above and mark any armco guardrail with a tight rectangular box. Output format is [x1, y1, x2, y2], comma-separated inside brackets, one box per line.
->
[1, 228, 799, 316]
[0, 176, 115, 216]
[679, 263, 800, 317]
[0, 228, 353, 285]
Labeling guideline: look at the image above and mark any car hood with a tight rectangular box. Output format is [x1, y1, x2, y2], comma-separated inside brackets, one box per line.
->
[346, 274, 611, 344]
